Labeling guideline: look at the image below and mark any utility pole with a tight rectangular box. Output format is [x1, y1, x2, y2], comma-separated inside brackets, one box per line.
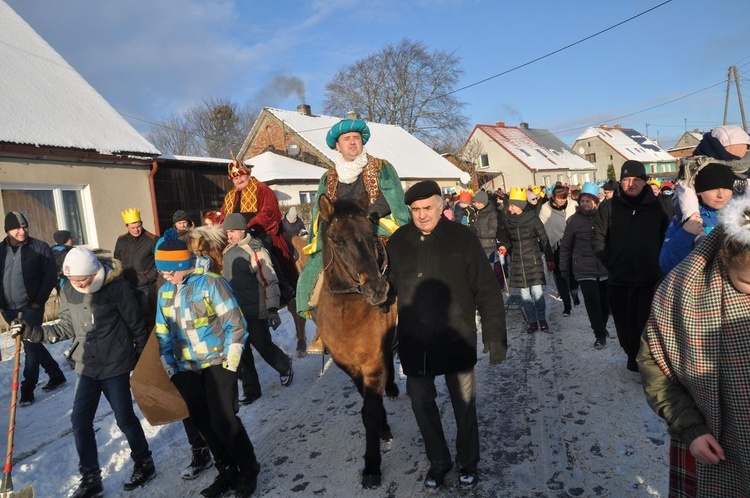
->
[723, 65, 748, 132]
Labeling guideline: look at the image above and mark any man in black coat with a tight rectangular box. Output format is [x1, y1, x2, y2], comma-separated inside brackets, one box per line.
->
[593, 160, 668, 372]
[387, 181, 507, 493]
[0, 211, 66, 405]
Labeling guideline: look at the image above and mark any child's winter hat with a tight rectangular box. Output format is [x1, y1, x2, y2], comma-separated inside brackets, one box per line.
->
[472, 190, 489, 205]
[63, 247, 102, 276]
[711, 125, 750, 148]
[694, 163, 735, 193]
[155, 229, 195, 271]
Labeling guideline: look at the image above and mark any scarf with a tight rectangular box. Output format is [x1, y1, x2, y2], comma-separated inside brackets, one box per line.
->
[646, 228, 750, 495]
[223, 177, 259, 214]
[326, 154, 382, 205]
[334, 148, 369, 184]
[71, 265, 107, 295]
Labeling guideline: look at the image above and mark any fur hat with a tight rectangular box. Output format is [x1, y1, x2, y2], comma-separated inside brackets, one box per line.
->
[223, 213, 248, 231]
[63, 247, 102, 276]
[4, 211, 28, 232]
[404, 181, 441, 205]
[155, 229, 195, 271]
[53, 230, 72, 246]
[326, 119, 371, 149]
[620, 160, 648, 181]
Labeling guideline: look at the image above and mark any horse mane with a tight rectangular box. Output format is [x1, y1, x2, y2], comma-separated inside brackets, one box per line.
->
[185, 225, 228, 273]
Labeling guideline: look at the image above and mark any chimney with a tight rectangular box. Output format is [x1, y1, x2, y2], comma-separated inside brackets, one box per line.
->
[519, 122, 529, 129]
[614, 124, 622, 129]
[297, 104, 311, 116]
[346, 110, 359, 120]
[496, 121, 505, 127]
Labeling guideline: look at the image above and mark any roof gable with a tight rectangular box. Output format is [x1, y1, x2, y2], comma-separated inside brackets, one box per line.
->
[0, 1, 159, 156]
[244, 107, 464, 180]
[575, 126, 674, 162]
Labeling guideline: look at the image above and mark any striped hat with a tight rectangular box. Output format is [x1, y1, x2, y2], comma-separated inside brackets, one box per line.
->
[155, 229, 195, 271]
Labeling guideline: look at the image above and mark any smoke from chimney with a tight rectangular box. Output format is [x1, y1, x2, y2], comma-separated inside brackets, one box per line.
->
[256, 75, 306, 106]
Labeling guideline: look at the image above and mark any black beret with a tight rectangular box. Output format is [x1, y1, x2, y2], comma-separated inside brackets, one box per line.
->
[404, 181, 441, 205]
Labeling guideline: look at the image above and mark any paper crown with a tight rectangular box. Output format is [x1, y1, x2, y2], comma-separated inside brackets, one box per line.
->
[509, 187, 527, 202]
[121, 208, 141, 224]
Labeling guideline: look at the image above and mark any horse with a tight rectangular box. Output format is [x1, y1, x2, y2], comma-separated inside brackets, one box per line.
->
[314, 193, 399, 489]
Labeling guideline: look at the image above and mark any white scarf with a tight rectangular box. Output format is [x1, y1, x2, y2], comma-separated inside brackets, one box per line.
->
[71, 265, 107, 295]
[334, 148, 368, 184]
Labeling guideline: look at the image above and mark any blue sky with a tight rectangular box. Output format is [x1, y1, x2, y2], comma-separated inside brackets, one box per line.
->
[8, 0, 750, 149]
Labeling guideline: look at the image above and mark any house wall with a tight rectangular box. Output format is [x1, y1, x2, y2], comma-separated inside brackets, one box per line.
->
[470, 130, 536, 190]
[572, 138, 620, 180]
[246, 116, 326, 167]
[0, 157, 154, 252]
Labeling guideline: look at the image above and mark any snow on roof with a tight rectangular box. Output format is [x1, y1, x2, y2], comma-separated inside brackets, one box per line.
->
[0, 1, 160, 156]
[159, 154, 229, 165]
[246, 151, 325, 182]
[576, 126, 674, 162]
[265, 108, 464, 180]
[478, 124, 595, 171]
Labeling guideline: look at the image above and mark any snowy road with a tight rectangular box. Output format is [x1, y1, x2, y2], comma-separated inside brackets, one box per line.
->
[0, 287, 669, 497]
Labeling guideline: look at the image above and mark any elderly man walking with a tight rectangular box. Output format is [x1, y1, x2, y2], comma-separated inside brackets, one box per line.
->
[387, 181, 507, 493]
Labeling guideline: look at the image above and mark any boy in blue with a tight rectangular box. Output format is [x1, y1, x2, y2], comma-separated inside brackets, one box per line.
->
[154, 235, 260, 498]
[660, 163, 735, 274]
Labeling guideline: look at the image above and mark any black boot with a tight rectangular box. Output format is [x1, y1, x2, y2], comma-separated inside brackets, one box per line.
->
[235, 460, 261, 497]
[123, 457, 156, 491]
[182, 447, 212, 480]
[71, 470, 103, 498]
[200, 462, 238, 498]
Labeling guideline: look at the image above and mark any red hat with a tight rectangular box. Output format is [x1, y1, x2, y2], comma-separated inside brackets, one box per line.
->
[458, 191, 472, 203]
[228, 159, 251, 179]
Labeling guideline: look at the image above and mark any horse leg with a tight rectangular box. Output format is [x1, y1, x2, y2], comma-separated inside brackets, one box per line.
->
[384, 346, 400, 399]
[360, 386, 385, 489]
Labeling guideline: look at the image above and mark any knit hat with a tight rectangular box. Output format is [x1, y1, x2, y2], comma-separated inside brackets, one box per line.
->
[154, 230, 195, 271]
[647, 178, 662, 188]
[508, 187, 527, 209]
[620, 160, 648, 181]
[711, 125, 750, 148]
[223, 213, 248, 231]
[404, 180, 441, 205]
[694, 163, 735, 193]
[4, 211, 29, 232]
[53, 230, 72, 246]
[472, 190, 488, 205]
[326, 119, 371, 149]
[286, 206, 298, 221]
[526, 190, 539, 202]
[63, 247, 102, 276]
[172, 210, 190, 225]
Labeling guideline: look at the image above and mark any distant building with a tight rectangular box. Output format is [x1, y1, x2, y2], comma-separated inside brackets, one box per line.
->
[0, 2, 160, 250]
[238, 105, 469, 199]
[667, 130, 704, 159]
[573, 125, 677, 180]
[465, 122, 596, 190]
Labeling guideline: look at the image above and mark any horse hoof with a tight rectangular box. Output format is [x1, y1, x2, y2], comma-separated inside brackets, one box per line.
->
[380, 428, 393, 442]
[361, 473, 381, 489]
[385, 383, 400, 399]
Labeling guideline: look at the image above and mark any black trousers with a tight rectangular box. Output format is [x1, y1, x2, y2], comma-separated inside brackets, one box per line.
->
[608, 284, 656, 360]
[577, 279, 610, 338]
[239, 318, 291, 396]
[406, 368, 479, 471]
[172, 365, 256, 467]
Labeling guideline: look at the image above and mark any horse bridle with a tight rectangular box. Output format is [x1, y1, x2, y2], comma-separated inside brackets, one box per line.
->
[323, 235, 389, 295]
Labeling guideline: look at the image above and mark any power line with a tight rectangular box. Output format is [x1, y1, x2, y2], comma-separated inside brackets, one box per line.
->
[427, 0, 673, 102]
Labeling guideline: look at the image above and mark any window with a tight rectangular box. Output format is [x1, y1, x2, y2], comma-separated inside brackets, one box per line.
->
[542, 176, 550, 186]
[298, 191, 318, 204]
[1, 185, 94, 247]
[584, 153, 597, 163]
[535, 149, 548, 158]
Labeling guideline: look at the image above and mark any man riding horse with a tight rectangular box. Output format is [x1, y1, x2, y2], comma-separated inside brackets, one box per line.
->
[295, 118, 411, 351]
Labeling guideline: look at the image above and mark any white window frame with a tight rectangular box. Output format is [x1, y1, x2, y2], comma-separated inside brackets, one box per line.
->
[0, 183, 99, 248]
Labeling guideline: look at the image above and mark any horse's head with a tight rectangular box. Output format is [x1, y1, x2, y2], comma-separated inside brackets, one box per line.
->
[319, 193, 389, 307]
[186, 225, 228, 273]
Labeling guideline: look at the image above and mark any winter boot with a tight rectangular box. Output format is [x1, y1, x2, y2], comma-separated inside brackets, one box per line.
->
[571, 292, 580, 306]
[526, 322, 538, 334]
[182, 447, 212, 480]
[123, 457, 156, 491]
[594, 337, 606, 349]
[279, 363, 293, 387]
[235, 460, 261, 497]
[41, 375, 67, 392]
[200, 462, 238, 498]
[71, 470, 103, 498]
[539, 320, 549, 332]
[562, 304, 572, 317]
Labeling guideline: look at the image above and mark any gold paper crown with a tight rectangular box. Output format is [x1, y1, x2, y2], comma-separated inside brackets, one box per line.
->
[509, 187, 527, 202]
[121, 208, 141, 224]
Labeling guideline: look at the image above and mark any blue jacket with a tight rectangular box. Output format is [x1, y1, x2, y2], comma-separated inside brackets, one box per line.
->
[155, 267, 247, 377]
[0, 236, 56, 310]
[659, 204, 721, 274]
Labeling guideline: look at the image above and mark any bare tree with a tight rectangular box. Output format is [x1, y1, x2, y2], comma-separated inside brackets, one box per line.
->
[147, 97, 260, 157]
[323, 38, 469, 149]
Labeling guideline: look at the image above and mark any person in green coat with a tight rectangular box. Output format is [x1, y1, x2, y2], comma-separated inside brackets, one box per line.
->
[296, 119, 410, 350]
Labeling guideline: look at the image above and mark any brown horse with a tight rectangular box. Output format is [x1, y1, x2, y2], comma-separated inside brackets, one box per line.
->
[314, 193, 399, 489]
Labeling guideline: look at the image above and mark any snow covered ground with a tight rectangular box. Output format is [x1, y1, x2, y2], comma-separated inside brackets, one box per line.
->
[0, 285, 670, 497]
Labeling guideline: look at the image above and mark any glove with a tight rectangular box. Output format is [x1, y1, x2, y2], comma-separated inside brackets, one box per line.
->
[9, 320, 26, 338]
[547, 261, 556, 271]
[498, 246, 507, 256]
[483, 342, 506, 365]
[268, 311, 281, 330]
[22, 325, 45, 343]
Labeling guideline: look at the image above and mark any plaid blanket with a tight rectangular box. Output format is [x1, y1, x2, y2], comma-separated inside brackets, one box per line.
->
[646, 229, 750, 497]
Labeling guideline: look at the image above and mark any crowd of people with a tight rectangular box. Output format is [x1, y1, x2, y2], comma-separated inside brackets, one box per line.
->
[2, 122, 750, 497]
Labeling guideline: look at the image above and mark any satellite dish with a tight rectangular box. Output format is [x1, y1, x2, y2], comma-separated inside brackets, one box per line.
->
[287, 142, 301, 157]
[578, 146, 585, 155]
[459, 172, 471, 185]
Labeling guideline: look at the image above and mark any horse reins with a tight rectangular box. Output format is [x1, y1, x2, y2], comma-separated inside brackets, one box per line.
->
[324, 235, 388, 295]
